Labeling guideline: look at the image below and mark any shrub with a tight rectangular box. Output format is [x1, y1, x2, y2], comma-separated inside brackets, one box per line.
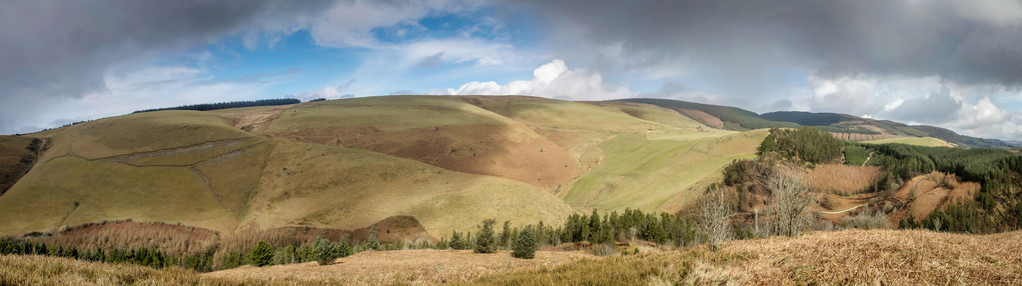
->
[592, 243, 616, 257]
[841, 211, 890, 230]
[474, 219, 497, 253]
[513, 227, 537, 259]
[450, 231, 467, 250]
[248, 240, 274, 267]
[312, 238, 338, 265]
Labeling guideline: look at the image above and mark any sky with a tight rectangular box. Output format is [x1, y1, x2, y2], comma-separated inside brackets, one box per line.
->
[2, 0, 1022, 141]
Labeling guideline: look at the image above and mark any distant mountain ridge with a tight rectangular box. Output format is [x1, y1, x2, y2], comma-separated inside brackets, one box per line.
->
[618, 98, 1016, 149]
[761, 111, 1017, 149]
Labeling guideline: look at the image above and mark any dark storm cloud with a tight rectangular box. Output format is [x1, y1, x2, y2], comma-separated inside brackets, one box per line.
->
[0, 0, 332, 99]
[888, 87, 963, 124]
[509, 0, 1022, 87]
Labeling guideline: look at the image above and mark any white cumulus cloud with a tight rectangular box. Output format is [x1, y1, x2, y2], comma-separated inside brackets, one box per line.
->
[430, 59, 634, 100]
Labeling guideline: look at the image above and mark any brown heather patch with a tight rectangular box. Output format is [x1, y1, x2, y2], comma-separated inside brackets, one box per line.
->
[810, 164, 882, 195]
[722, 229, 1022, 285]
[33, 221, 218, 256]
[675, 108, 723, 128]
[467, 229, 1022, 285]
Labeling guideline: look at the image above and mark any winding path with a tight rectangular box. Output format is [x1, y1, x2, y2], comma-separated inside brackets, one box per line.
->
[820, 204, 866, 215]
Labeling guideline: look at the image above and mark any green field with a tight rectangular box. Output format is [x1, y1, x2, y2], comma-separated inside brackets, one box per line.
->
[863, 137, 953, 147]
[564, 129, 766, 212]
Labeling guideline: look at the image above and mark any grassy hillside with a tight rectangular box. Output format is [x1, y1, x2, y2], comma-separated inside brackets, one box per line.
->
[253, 95, 582, 190]
[911, 125, 1014, 149]
[0, 111, 261, 234]
[0, 156, 235, 234]
[760, 111, 855, 126]
[0, 98, 588, 237]
[5, 95, 749, 240]
[0, 136, 44, 196]
[241, 139, 574, 236]
[564, 129, 766, 212]
[618, 98, 798, 131]
[863, 136, 954, 147]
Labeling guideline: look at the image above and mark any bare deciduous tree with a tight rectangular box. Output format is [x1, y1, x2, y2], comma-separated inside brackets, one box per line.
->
[768, 165, 814, 237]
[698, 187, 734, 250]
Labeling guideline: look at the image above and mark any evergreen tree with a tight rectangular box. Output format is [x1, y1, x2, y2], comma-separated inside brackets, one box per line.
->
[450, 231, 466, 250]
[249, 240, 275, 267]
[499, 221, 512, 249]
[296, 244, 314, 262]
[366, 227, 380, 251]
[580, 217, 591, 243]
[436, 236, 449, 249]
[589, 209, 602, 243]
[474, 219, 497, 253]
[513, 227, 537, 259]
[313, 238, 337, 265]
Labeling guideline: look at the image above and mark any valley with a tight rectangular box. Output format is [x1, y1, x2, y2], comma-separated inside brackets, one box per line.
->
[1, 95, 1020, 285]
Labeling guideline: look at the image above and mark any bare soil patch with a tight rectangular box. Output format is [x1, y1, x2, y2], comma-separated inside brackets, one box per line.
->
[215, 104, 296, 133]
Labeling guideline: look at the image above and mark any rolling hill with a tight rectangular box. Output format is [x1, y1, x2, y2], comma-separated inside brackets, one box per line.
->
[0, 95, 1015, 247]
[3, 94, 1021, 284]
[0, 95, 769, 241]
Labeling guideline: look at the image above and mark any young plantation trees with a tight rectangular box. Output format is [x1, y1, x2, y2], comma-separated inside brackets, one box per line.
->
[249, 240, 275, 267]
[474, 219, 497, 253]
[513, 227, 537, 259]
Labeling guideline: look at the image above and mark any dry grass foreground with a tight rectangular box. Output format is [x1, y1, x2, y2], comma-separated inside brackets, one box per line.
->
[468, 229, 1022, 285]
[4, 229, 1019, 285]
[205, 249, 591, 285]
